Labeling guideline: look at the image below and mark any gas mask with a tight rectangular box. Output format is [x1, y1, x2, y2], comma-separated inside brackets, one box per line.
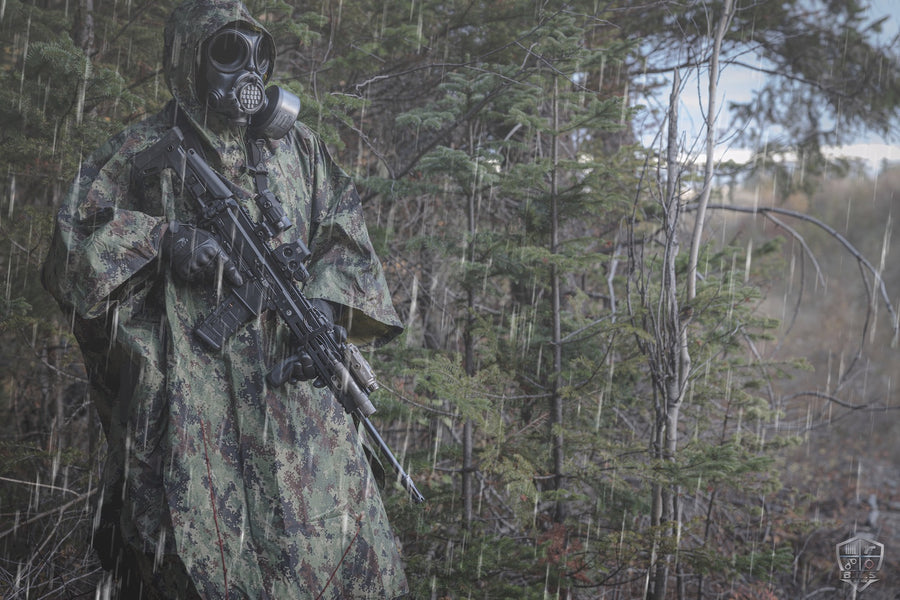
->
[198, 26, 300, 140]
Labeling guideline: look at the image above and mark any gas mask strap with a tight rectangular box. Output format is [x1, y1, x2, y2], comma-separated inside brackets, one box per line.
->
[245, 137, 293, 237]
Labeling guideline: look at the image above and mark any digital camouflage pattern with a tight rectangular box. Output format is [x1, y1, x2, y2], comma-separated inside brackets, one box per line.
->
[41, 1, 408, 598]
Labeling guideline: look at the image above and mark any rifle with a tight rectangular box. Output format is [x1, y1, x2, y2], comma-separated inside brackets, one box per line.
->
[133, 126, 424, 504]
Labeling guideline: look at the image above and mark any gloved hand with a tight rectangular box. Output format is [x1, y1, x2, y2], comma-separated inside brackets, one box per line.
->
[288, 298, 346, 384]
[160, 221, 243, 287]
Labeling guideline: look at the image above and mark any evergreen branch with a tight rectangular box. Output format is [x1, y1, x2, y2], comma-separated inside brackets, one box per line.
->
[360, 74, 522, 204]
[352, 61, 535, 95]
[354, 7, 584, 202]
[380, 382, 458, 418]
[88, 0, 156, 61]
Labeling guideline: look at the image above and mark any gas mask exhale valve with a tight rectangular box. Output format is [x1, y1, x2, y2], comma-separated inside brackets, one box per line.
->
[199, 26, 300, 140]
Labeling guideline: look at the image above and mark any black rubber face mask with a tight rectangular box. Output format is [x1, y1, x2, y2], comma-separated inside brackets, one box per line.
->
[198, 26, 300, 140]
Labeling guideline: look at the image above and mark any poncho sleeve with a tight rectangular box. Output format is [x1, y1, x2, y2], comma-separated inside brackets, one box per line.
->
[295, 126, 403, 346]
[42, 126, 167, 322]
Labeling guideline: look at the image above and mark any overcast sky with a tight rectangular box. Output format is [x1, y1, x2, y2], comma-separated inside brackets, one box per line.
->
[639, 1, 899, 172]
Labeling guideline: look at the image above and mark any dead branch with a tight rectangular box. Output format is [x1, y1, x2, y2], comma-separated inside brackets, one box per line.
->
[687, 202, 900, 387]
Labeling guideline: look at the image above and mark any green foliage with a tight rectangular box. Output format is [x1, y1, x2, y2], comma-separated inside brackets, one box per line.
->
[0, 295, 32, 332]
[1, 0, 898, 597]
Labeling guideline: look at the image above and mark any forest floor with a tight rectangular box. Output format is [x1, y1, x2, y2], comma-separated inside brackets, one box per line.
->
[778, 409, 900, 599]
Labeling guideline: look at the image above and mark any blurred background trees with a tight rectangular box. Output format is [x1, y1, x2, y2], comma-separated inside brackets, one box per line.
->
[1, 0, 898, 598]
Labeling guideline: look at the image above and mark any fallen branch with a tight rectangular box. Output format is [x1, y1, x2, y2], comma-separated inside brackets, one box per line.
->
[0, 490, 92, 540]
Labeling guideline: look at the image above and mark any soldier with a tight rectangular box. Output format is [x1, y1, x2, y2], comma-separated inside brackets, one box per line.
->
[41, 1, 409, 598]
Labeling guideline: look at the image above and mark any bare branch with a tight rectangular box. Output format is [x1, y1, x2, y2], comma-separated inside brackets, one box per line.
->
[687, 0, 736, 301]
[691, 203, 899, 345]
[782, 390, 866, 410]
[0, 490, 92, 541]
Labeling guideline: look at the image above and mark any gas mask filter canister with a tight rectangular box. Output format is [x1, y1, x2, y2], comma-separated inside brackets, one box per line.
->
[199, 26, 300, 140]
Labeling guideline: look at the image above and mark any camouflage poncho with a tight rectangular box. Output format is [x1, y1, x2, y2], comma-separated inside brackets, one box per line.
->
[41, 1, 408, 598]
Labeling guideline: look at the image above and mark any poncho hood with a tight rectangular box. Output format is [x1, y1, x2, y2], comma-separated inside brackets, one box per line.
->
[163, 0, 276, 127]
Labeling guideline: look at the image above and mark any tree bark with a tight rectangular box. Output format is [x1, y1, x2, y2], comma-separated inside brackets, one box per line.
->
[462, 121, 478, 530]
[74, 0, 94, 55]
[549, 77, 565, 523]
[687, 0, 735, 300]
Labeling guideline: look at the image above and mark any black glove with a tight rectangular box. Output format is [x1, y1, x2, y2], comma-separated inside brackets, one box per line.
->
[160, 221, 243, 287]
[288, 298, 347, 384]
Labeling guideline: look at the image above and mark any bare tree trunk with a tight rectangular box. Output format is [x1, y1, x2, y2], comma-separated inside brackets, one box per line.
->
[462, 281, 475, 528]
[549, 77, 565, 523]
[649, 385, 668, 600]
[73, 0, 94, 126]
[461, 418, 474, 528]
[75, 0, 94, 55]
[462, 122, 478, 530]
[648, 63, 691, 600]
[687, 0, 735, 300]
[647, 5, 735, 597]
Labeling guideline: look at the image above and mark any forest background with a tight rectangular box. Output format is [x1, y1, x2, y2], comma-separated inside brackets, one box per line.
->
[1, 0, 899, 598]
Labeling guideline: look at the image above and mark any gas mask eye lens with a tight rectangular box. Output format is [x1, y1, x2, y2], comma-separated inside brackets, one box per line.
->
[256, 38, 275, 78]
[208, 31, 249, 72]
